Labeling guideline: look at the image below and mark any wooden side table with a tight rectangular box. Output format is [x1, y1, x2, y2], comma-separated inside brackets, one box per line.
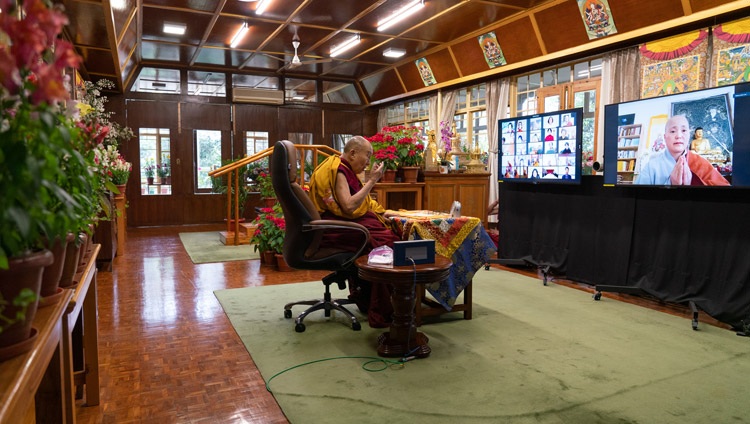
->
[355, 255, 452, 359]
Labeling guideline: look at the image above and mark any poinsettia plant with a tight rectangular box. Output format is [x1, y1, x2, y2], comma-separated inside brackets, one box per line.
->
[251, 204, 285, 254]
[366, 125, 425, 169]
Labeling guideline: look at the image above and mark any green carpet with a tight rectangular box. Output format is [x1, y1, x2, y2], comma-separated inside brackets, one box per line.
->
[215, 269, 750, 424]
[178, 231, 259, 264]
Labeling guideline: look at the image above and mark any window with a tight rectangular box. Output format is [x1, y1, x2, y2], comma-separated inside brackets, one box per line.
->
[195, 130, 222, 191]
[139, 128, 171, 195]
[285, 78, 316, 102]
[132, 68, 181, 94]
[516, 58, 602, 173]
[188, 71, 226, 97]
[453, 83, 488, 152]
[322, 81, 361, 104]
[332, 134, 353, 152]
[245, 131, 269, 156]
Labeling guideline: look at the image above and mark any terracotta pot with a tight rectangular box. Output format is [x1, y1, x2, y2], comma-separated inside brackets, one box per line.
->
[115, 184, 127, 200]
[59, 234, 81, 288]
[0, 249, 52, 358]
[261, 250, 276, 267]
[401, 166, 420, 183]
[39, 232, 75, 301]
[275, 253, 294, 272]
[147, 177, 154, 185]
[381, 169, 397, 183]
[76, 232, 89, 273]
[262, 197, 277, 208]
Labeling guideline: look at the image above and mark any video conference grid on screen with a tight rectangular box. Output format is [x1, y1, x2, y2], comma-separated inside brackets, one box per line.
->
[498, 108, 583, 184]
[602, 81, 750, 187]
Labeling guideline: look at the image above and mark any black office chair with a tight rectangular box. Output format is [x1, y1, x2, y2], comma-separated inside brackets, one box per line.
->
[271, 140, 370, 332]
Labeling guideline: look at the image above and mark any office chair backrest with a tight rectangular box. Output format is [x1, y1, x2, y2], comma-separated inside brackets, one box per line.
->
[271, 140, 323, 268]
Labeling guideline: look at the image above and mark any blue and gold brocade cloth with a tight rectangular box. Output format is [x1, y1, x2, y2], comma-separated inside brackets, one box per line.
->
[390, 216, 497, 310]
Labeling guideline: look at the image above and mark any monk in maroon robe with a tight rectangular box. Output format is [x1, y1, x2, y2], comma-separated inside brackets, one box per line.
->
[309, 136, 401, 327]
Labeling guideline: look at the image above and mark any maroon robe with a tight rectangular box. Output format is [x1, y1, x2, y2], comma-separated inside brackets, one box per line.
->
[319, 158, 400, 327]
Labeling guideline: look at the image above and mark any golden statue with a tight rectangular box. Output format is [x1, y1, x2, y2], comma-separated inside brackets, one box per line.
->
[424, 129, 438, 172]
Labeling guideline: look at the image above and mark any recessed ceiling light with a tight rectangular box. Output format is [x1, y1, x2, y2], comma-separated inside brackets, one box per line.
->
[383, 48, 406, 58]
[163, 22, 186, 35]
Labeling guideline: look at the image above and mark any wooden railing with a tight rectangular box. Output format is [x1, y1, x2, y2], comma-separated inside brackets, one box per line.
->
[207, 144, 341, 245]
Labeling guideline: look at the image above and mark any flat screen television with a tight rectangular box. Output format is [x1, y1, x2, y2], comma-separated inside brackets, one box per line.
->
[498, 107, 583, 184]
[602, 81, 750, 187]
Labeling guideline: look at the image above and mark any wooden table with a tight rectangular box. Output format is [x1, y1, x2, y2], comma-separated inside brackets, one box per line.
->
[355, 255, 452, 359]
[0, 286, 73, 423]
[63, 243, 101, 423]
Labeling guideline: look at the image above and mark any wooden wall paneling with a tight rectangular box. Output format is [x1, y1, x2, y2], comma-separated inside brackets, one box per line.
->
[452, 37, 491, 76]
[181, 103, 231, 130]
[606, 0, 686, 33]
[493, 17, 545, 63]
[278, 108, 323, 143]
[362, 69, 406, 103]
[533, 2, 591, 53]
[690, 0, 737, 13]
[363, 109, 379, 136]
[397, 60, 428, 93]
[422, 49, 461, 87]
[324, 110, 363, 143]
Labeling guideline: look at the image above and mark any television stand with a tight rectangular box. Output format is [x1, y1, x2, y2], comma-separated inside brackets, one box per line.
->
[593, 285, 702, 331]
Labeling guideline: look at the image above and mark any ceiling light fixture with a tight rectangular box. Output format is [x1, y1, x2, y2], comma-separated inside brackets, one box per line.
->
[230, 22, 249, 48]
[377, 0, 425, 32]
[330, 34, 361, 58]
[255, 0, 272, 15]
[163, 22, 186, 35]
[383, 47, 406, 58]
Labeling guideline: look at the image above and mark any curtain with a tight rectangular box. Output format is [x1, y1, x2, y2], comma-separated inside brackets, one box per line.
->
[439, 90, 458, 125]
[429, 94, 439, 132]
[599, 47, 639, 164]
[486, 78, 511, 222]
[377, 108, 387, 131]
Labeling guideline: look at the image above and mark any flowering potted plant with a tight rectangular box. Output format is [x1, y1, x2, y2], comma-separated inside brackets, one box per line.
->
[144, 161, 156, 184]
[156, 163, 169, 183]
[255, 171, 277, 207]
[366, 133, 399, 171]
[438, 120, 454, 172]
[94, 144, 132, 187]
[368, 125, 424, 182]
[251, 205, 286, 267]
[1, 0, 102, 356]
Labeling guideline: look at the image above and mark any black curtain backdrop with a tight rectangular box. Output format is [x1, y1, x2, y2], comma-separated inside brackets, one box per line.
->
[498, 175, 750, 327]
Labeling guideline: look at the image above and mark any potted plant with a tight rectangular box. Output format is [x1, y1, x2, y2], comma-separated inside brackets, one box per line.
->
[256, 172, 277, 208]
[438, 120, 454, 173]
[156, 162, 169, 184]
[366, 132, 398, 182]
[250, 205, 285, 267]
[367, 125, 424, 182]
[1, 0, 101, 357]
[144, 161, 156, 185]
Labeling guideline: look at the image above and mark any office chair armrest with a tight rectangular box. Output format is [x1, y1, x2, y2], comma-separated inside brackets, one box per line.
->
[306, 220, 371, 267]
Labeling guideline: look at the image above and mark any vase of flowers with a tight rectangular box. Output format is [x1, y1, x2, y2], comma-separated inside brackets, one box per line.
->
[157, 163, 169, 184]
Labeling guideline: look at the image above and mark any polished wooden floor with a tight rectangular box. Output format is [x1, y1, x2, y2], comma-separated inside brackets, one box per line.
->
[75, 224, 730, 423]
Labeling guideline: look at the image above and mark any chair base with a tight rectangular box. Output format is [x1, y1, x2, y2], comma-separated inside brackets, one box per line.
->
[283, 271, 361, 333]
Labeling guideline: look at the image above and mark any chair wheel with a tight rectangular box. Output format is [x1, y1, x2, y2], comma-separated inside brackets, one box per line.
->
[485, 265, 490, 270]
[352, 322, 361, 331]
[284, 309, 292, 319]
[295, 323, 306, 333]
[593, 292, 602, 301]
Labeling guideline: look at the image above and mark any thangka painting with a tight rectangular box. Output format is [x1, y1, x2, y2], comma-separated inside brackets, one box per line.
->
[716, 45, 750, 85]
[577, 0, 617, 39]
[478, 32, 506, 68]
[640, 55, 700, 98]
[415, 58, 437, 86]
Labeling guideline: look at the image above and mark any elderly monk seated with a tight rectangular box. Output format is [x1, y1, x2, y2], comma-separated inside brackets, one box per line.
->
[309, 136, 401, 328]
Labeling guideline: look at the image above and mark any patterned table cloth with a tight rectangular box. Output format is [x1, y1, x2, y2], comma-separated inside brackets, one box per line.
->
[389, 216, 497, 310]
